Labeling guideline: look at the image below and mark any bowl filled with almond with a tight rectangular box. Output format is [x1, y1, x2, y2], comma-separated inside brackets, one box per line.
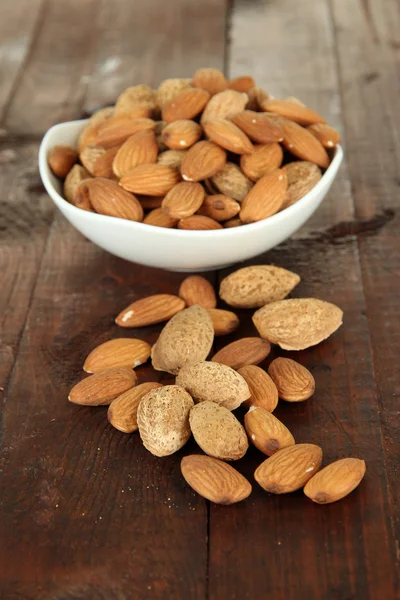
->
[39, 68, 343, 271]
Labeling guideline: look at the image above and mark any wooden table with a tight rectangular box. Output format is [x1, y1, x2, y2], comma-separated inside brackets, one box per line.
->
[1, 0, 399, 598]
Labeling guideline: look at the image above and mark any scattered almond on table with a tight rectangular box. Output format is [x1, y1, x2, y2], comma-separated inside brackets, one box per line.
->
[47, 67, 341, 228]
[67, 264, 365, 507]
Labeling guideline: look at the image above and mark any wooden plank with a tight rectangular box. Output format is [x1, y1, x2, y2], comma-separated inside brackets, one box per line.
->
[208, 1, 399, 598]
[0, 0, 44, 122]
[330, 0, 400, 547]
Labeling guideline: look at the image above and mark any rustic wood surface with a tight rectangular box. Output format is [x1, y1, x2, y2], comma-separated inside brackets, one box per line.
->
[0, 0, 399, 598]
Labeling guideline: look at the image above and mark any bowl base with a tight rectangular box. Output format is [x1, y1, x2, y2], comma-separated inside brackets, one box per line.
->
[167, 263, 235, 273]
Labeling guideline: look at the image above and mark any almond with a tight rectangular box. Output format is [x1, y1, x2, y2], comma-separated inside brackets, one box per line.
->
[48, 145, 78, 178]
[178, 215, 223, 230]
[279, 119, 330, 169]
[219, 265, 300, 308]
[92, 146, 120, 179]
[212, 337, 270, 370]
[255, 444, 323, 493]
[282, 161, 322, 208]
[114, 85, 157, 118]
[79, 145, 107, 175]
[244, 406, 294, 455]
[83, 338, 151, 373]
[203, 119, 253, 154]
[253, 298, 343, 350]
[137, 385, 194, 457]
[240, 169, 287, 223]
[307, 123, 341, 148]
[116, 294, 185, 327]
[207, 308, 240, 336]
[197, 194, 240, 221]
[143, 208, 178, 228]
[161, 120, 202, 150]
[162, 88, 210, 122]
[181, 455, 252, 504]
[156, 78, 192, 109]
[223, 217, 242, 228]
[93, 117, 155, 148]
[237, 365, 279, 412]
[108, 382, 163, 433]
[304, 458, 366, 504]
[261, 99, 326, 126]
[64, 165, 91, 203]
[73, 181, 92, 211]
[179, 275, 217, 308]
[137, 195, 164, 209]
[246, 86, 269, 111]
[211, 162, 253, 202]
[157, 150, 186, 168]
[161, 181, 205, 219]
[112, 130, 158, 178]
[78, 107, 114, 152]
[192, 68, 228, 95]
[176, 361, 250, 410]
[114, 102, 154, 120]
[232, 111, 283, 144]
[68, 367, 137, 406]
[268, 357, 315, 401]
[201, 90, 248, 124]
[151, 305, 214, 374]
[189, 401, 248, 461]
[228, 76, 255, 93]
[119, 164, 180, 196]
[81, 178, 143, 221]
[240, 143, 283, 181]
[180, 141, 227, 182]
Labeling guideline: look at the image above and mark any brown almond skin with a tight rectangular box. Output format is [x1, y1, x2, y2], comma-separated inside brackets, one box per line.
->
[138, 195, 164, 209]
[307, 123, 341, 148]
[73, 181, 93, 211]
[212, 337, 271, 370]
[228, 76, 255, 93]
[224, 217, 242, 228]
[246, 86, 269, 111]
[203, 119, 254, 155]
[178, 215, 223, 230]
[207, 308, 239, 336]
[232, 111, 283, 144]
[162, 88, 210, 122]
[161, 120, 202, 150]
[83, 338, 151, 373]
[192, 68, 228, 95]
[48, 145, 78, 179]
[64, 165, 91, 203]
[201, 90, 248, 124]
[162, 182, 205, 219]
[179, 275, 217, 308]
[108, 382, 163, 433]
[238, 365, 279, 412]
[268, 357, 315, 402]
[79, 146, 107, 175]
[181, 455, 252, 504]
[68, 368, 137, 406]
[119, 164, 180, 196]
[197, 194, 240, 222]
[262, 99, 326, 126]
[112, 130, 158, 178]
[240, 143, 284, 181]
[93, 118, 155, 148]
[180, 141, 227, 182]
[240, 169, 287, 224]
[83, 178, 143, 222]
[255, 444, 323, 493]
[143, 208, 178, 228]
[116, 294, 185, 327]
[244, 406, 294, 456]
[279, 119, 330, 169]
[92, 146, 120, 179]
[304, 458, 366, 504]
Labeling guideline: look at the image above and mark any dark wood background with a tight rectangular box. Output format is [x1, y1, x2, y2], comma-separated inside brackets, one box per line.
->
[0, 0, 399, 598]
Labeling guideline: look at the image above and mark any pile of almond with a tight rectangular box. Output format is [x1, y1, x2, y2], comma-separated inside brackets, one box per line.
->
[68, 265, 366, 505]
[48, 68, 341, 229]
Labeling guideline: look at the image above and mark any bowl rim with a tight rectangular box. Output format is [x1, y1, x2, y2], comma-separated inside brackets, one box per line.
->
[39, 119, 343, 238]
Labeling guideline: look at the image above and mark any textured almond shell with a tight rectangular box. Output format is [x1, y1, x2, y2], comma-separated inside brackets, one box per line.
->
[240, 169, 287, 223]
[219, 265, 301, 308]
[181, 455, 252, 504]
[180, 141, 227, 182]
[162, 182, 205, 219]
[282, 161, 322, 208]
[176, 361, 250, 410]
[137, 385, 194, 457]
[108, 382, 163, 433]
[253, 298, 343, 350]
[237, 365, 279, 412]
[64, 165, 91, 203]
[192, 68, 228, 95]
[244, 406, 295, 455]
[83, 338, 151, 373]
[68, 368, 137, 406]
[157, 150, 187, 168]
[207, 308, 240, 336]
[156, 78, 192, 108]
[304, 458, 366, 504]
[179, 276, 217, 309]
[116, 294, 185, 327]
[92, 146, 120, 179]
[151, 305, 214, 374]
[211, 162, 253, 202]
[255, 444, 323, 493]
[189, 401, 249, 460]
[211, 337, 270, 370]
[268, 357, 315, 401]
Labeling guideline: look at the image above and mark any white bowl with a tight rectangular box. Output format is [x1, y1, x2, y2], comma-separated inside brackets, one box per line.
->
[39, 120, 343, 272]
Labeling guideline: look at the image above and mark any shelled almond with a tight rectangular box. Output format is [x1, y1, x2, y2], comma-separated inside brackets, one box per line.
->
[49, 68, 340, 228]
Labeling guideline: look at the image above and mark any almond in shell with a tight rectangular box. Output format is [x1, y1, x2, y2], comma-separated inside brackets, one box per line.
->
[232, 111, 283, 144]
[64, 165, 91, 203]
[114, 84, 157, 118]
[143, 208, 179, 228]
[176, 361, 250, 410]
[282, 161, 322, 208]
[83, 338, 151, 373]
[304, 458, 366, 504]
[192, 68, 228, 95]
[180, 141, 227, 182]
[68, 368, 137, 406]
[107, 382, 163, 433]
[212, 337, 270, 370]
[78, 107, 114, 152]
[112, 130, 158, 178]
[237, 365, 278, 412]
[240, 143, 283, 181]
[261, 99, 326, 126]
[156, 78, 192, 108]
[48, 145, 78, 178]
[181, 455, 252, 504]
[179, 275, 217, 308]
[189, 401, 248, 460]
[279, 118, 330, 169]
[116, 294, 185, 327]
[240, 169, 287, 223]
[268, 357, 315, 401]
[162, 181, 205, 219]
[211, 162, 253, 202]
[162, 120, 202, 150]
[253, 298, 343, 350]
[244, 406, 295, 455]
[119, 164, 180, 196]
[246, 86, 269, 111]
[162, 88, 210, 122]
[157, 150, 186, 168]
[255, 444, 323, 493]
[80, 145, 107, 175]
[207, 308, 240, 336]
[81, 178, 143, 221]
[197, 194, 240, 222]
[201, 89, 248, 124]
[203, 119, 254, 155]
[178, 215, 223, 230]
